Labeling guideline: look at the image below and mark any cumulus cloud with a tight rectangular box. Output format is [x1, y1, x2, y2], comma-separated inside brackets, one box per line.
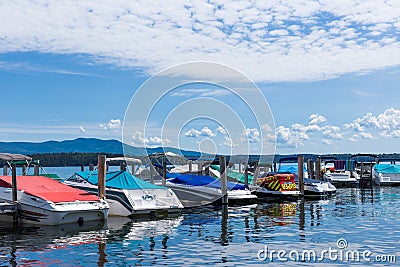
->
[99, 119, 121, 130]
[220, 136, 238, 148]
[344, 108, 400, 138]
[184, 126, 216, 138]
[216, 126, 227, 135]
[309, 114, 327, 125]
[1, 1, 400, 82]
[131, 131, 171, 147]
[241, 128, 260, 143]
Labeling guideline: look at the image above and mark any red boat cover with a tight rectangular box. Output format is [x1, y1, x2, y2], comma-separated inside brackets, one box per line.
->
[0, 175, 100, 203]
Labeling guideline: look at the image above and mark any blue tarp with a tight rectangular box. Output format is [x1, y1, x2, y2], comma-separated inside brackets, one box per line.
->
[168, 174, 246, 190]
[374, 164, 400, 174]
[75, 171, 166, 190]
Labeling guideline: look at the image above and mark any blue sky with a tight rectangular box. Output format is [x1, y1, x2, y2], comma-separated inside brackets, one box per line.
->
[1, 1, 400, 155]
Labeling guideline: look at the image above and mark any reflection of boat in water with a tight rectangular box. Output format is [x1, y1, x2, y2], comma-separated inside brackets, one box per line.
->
[0, 220, 106, 266]
[64, 171, 183, 216]
[106, 215, 183, 241]
[255, 202, 297, 226]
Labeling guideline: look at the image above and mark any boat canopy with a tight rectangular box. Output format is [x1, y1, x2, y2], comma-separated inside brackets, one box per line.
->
[168, 174, 246, 190]
[74, 170, 166, 190]
[374, 164, 400, 174]
[210, 165, 254, 184]
[0, 175, 99, 203]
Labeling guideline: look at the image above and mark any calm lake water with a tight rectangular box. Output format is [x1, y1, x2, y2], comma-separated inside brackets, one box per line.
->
[1, 167, 399, 266]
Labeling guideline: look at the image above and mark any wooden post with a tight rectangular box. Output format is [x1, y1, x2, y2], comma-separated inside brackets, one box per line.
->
[273, 162, 277, 172]
[97, 155, 106, 200]
[34, 165, 39, 176]
[150, 163, 155, 184]
[239, 162, 242, 173]
[11, 164, 18, 224]
[253, 162, 259, 185]
[162, 161, 167, 186]
[307, 159, 312, 178]
[298, 155, 305, 196]
[197, 163, 202, 175]
[316, 157, 321, 180]
[22, 165, 26, 176]
[189, 161, 193, 173]
[219, 156, 228, 205]
[81, 164, 84, 171]
[244, 163, 249, 187]
[89, 163, 94, 171]
[3, 165, 7, 175]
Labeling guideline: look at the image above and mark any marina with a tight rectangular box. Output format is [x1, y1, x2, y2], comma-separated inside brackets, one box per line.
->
[0, 153, 399, 265]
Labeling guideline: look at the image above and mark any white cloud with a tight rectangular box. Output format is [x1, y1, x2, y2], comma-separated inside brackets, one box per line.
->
[1, 1, 400, 82]
[171, 88, 229, 97]
[216, 126, 227, 135]
[184, 126, 216, 138]
[221, 136, 238, 148]
[309, 114, 327, 125]
[131, 131, 171, 147]
[322, 126, 344, 139]
[99, 119, 121, 130]
[184, 128, 201, 138]
[241, 127, 260, 143]
[344, 108, 400, 137]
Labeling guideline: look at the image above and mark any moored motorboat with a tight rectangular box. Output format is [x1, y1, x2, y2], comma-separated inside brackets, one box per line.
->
[277, 157, 336, 196]
[373, 159, 400, 186]
[166, 174, 257, 207]
[0, 175, 109, 225]
[64, 170, 183, 217]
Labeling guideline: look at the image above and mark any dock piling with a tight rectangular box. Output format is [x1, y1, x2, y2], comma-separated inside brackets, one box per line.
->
[3, 164, 7, 175]
[11, 164, 18, 224]
[298, 155, 305, 196]
[89, 164, 94, 171]
[34, 164, 39, 176]
[162, 161, 167, 186]
[244, 162, 249, 187]
[316, 157, 321, 180]
[219, 156, 228, 205]
[97, 155, 106, 200]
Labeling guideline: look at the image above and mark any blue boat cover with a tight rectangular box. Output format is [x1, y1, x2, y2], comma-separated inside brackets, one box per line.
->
[279, 163, 299, 174]
[168, 174, 246, 190]
[374, 164, 400, 174]
[75, 171, 166, 190]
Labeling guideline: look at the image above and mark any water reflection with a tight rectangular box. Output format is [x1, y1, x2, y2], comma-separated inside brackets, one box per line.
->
[1, 187, 399, 266]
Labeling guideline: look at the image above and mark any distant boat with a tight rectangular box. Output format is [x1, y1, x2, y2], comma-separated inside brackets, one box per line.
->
[0, 175, 109, 225]
[166, 174, 257, 207]
[277, 157, 336, 197]
[373, 158, 400, 186]
[321, 156, 359, 188]
[63, 170, 183, 217]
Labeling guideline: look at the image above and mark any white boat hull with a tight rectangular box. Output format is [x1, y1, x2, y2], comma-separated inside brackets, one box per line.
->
[64, 180, 183, 216]
[0, 187, 108, 225]
[373, 171, 400, 186]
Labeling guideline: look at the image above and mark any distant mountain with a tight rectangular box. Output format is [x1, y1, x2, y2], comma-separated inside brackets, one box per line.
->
[0, 138, 201, 157]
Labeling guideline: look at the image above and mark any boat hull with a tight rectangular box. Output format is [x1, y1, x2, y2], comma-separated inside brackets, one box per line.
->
[0, 188, 108, 225]
[64, 181, 183, 217]
[373, 171, 400, 186]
